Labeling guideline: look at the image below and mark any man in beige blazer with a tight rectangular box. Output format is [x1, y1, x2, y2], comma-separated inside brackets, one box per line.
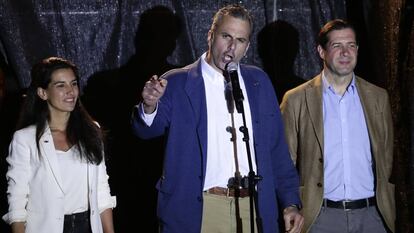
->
[280, 19, 395, 233]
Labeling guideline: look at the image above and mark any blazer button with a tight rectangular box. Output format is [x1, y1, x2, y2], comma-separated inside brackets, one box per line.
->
[317, 183, 322, 187]
[319, 158, 323, 163]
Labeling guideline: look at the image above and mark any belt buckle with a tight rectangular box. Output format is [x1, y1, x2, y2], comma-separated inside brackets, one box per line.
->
[342, 200, 351, 211]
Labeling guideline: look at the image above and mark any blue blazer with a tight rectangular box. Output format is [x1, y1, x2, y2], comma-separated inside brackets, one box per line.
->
[132, 59, 300, 233]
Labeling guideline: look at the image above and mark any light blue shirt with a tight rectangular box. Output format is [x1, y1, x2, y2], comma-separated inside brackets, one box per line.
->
[322, 72, 375, 201]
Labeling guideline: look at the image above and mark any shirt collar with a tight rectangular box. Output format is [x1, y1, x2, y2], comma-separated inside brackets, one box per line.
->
[321, 70, 356, 95]
[201, 52, 225, 84]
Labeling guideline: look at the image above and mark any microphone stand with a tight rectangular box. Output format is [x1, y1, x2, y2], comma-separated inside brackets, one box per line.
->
[225, 65, 263, 233]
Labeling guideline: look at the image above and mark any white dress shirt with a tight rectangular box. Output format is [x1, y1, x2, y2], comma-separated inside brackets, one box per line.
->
[140, 53, 257, 190]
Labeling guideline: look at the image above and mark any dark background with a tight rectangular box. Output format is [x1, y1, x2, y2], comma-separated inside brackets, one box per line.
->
[0, 0, 413, 232]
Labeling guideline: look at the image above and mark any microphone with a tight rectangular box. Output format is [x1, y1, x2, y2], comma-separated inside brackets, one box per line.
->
[225, 62, 244, 113]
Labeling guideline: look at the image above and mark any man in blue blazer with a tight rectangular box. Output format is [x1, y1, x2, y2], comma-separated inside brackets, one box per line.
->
[132, 4, 303, 233]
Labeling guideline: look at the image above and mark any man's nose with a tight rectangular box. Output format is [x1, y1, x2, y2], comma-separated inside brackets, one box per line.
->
[340, 46, 350, 55]
[228, 39, 236, 50]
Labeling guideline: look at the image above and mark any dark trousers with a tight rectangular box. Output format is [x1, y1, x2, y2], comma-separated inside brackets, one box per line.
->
[309, 206, 387, 233]
[63, 211, 92, 233]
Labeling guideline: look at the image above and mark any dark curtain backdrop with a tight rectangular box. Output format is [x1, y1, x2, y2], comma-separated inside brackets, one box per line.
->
[359, 0, 414, 232]
[0, 0, 412, 233]
[0, 0, 348, 90]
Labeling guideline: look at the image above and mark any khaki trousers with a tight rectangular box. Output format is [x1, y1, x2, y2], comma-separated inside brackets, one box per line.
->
[201, 192, 257, 233]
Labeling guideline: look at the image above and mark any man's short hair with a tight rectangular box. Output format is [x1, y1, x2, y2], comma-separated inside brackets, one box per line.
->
[209, 4, 253, 36]
[318, 19, 357, 49]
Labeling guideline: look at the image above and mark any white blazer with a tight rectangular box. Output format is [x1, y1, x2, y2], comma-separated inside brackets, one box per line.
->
[2, 125, 116, 233]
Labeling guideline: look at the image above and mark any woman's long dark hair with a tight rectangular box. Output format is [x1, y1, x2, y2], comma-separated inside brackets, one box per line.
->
[17, 57, 104, 164]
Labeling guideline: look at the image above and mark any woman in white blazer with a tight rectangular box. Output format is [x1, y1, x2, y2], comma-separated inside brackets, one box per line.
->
[2, 57, 116, 233]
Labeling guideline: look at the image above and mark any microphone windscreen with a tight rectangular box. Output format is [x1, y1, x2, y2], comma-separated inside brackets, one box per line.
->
[226, 62, 237, 72]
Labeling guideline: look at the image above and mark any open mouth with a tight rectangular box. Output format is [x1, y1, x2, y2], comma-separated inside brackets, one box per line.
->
[223, 54, 233, 63]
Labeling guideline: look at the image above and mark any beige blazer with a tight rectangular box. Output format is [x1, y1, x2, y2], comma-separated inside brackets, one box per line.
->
[2, 125, 116, 233]
[280, 74, 395, 232]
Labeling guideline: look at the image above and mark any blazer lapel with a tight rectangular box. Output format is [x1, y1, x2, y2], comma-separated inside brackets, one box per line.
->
[184, 60, 208, 166]
[355, 77, 379, 154]
[240, 67, 260, 136]
[40, 127, 65, 194]
[305, 75, 324, 152]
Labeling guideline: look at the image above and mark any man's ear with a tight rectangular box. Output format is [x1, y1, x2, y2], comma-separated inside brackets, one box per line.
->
[244, 42, 250, 57]
[317, 45, 325, 60]
[207, 30, 213, 48]
[37, 87, 47, 100]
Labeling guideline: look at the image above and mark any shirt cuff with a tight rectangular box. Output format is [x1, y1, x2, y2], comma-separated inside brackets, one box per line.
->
[2, 210, 27, 225]
[138, 103, 158, 126]
[98, 195, 117, 214]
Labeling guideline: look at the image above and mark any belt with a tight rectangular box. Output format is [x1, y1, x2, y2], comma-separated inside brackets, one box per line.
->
[64, 210, 91, 233]
[324, 197, 376, 210]
[64, 210, 90, 222]
[207, 186, 250, 198]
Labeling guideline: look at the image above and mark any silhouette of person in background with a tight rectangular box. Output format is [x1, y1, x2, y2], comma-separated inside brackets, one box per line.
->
[83, 5, 182, 130]
[82, 5, 183, 233]
[257, 20, 306, 103]
[118, 5, 183, 116]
